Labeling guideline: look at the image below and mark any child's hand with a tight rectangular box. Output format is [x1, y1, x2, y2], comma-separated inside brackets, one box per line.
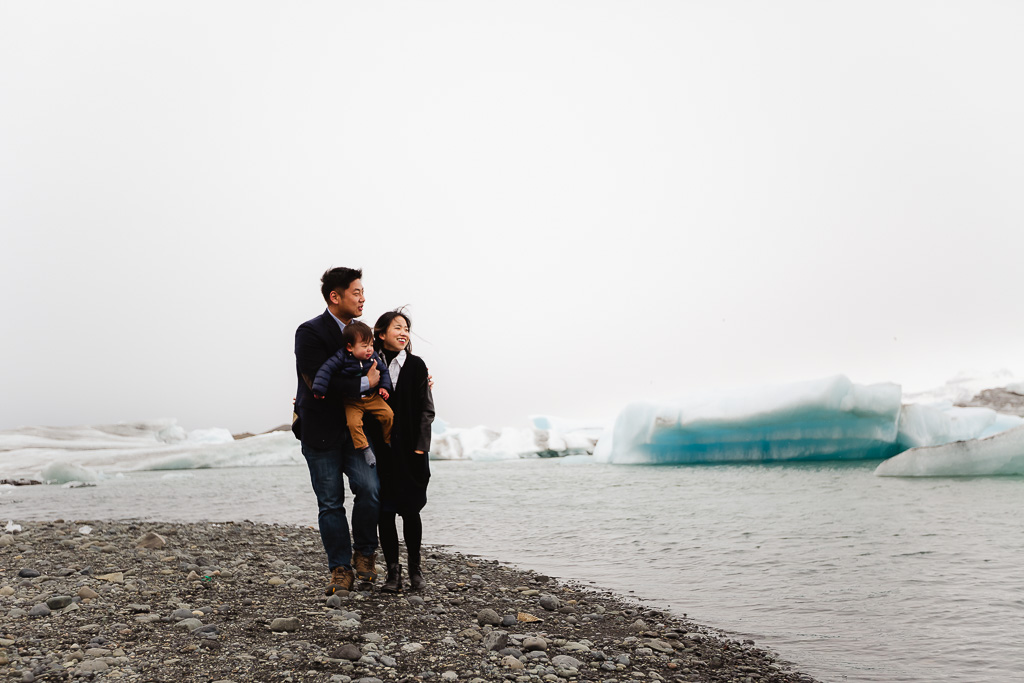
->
[313, 393, 325, 400]
[378, 388, 389, 400]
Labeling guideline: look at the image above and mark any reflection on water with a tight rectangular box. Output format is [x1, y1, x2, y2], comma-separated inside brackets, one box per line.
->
[2, 460, 1022, 683]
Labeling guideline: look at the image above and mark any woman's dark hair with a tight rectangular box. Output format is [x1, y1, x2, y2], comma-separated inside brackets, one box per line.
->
[341, 321, 373, 348]
[374, 309, 412, 353]
[321, 267, 362, 303]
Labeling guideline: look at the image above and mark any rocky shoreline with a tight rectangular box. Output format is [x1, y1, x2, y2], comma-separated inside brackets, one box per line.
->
[1, 520, 819, 683]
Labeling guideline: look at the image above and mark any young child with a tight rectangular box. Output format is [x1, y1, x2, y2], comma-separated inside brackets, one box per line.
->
[312, 321, 393, 467]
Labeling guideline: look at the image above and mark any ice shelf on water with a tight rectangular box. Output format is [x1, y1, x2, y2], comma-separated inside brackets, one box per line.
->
[0, 416, 605, 480]
[875, 424, 1024, 477]
[0, 419, 303, 482]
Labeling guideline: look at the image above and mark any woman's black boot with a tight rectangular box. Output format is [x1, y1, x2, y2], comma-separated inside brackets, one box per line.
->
[407, 556, 426, 591]
[381, 563, 402, 593]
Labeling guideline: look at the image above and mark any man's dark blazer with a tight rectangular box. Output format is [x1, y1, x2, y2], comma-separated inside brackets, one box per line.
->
[293, 310, 365, 450]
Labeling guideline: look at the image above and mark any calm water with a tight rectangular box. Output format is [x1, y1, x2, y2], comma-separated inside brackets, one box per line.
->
[2, 459, 1022, 683]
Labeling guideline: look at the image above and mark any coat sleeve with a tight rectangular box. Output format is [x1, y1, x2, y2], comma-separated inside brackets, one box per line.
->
[414, 364, 435, 453]
[295, 322, 361, 398]
[311, 349, 349, 396]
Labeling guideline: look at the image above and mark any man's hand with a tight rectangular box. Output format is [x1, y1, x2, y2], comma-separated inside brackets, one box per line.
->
[367, 359, 380, 388]
[378, 387, 389, 400]
[427, 373, 434, 389]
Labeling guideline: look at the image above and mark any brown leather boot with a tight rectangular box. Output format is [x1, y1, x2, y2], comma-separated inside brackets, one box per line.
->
[380, 563, 402, 593]
[352, 550, 378, 583]
[325, 566, 354, 595]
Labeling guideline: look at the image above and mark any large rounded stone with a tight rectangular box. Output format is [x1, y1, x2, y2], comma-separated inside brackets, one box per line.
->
[551, 654, 582, 669]
[269, 617, 300, 632]
[522, 636, 547, 652]
[331, 644, 362, 660]
[476, 608, 501, 626]
[46, 596, 73, 610]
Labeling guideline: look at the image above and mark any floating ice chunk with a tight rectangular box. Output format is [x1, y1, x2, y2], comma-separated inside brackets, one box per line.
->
[606, 375, 903, 464]
[897, 403, 1024, 449]
[875, 424, 1024, 477]
[79, 525, 92, 535]
[40, 461, 100, 484]
[5, 520, 21, 533]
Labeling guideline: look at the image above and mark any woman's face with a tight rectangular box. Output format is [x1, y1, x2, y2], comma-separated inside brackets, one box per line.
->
[380, 316, 410, 352]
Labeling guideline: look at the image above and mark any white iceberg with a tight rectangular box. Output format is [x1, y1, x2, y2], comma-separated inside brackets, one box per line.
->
[0, 420, 301, 480]
[875, 424, 1024, 477]
[429, 417, 603, 461]
[896, 402, 1023, 449]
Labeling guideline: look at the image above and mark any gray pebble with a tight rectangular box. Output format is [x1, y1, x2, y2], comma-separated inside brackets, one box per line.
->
[476, 608, 501, 626]
[522, 636, 547, 652]
[45, 595, 73, 610]
[78, 660, 109, 673]
[501, 614, 517, 627]
[354, 678, 383, 683]
[171, 608, 194, 621]
[175, 618, 203, 631]
[331, 644, 362, 661]
[539, 595, 561, 611]
[361, 632, 382, 643]
[551, 655, 581, 669]
[326, 594, 344, 609]
[483, 630, 508, 652]
[270, 617, 300, 632]
[17, 569, 40, 578]
[379, 655, 397, 667]
[28, 603, 51, 617]
[407, 595, 425, 606]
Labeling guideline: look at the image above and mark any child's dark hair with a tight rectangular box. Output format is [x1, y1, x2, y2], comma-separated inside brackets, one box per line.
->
[342, 321, 374, 349]
[374, 309, 412, 353]
[321, 267, 362, 303]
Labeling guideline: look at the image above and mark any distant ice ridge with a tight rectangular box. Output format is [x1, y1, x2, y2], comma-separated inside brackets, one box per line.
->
[875, 425, 1024, 477]
[0, 419, 302, 481]
[429, 416, 604, 461]
[596, 374, 1024, 466]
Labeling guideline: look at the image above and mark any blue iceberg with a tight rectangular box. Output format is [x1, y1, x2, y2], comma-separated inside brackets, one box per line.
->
[598, 375, 904, 464]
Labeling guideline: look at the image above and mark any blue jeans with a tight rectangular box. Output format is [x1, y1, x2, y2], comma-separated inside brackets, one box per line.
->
[302, 440, 380, 570]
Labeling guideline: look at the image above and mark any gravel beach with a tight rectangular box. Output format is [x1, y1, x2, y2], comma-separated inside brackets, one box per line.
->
[0, 520, 819, 683]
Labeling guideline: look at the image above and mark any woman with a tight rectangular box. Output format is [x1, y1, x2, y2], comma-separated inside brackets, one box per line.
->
[373, 309, 435, 591]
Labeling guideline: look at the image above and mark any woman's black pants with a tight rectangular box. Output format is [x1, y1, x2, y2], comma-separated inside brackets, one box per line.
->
[379, 510, 422, 569]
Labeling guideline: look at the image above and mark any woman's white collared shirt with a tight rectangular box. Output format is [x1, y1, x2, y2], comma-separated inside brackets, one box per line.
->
[388, 349, 407, 388]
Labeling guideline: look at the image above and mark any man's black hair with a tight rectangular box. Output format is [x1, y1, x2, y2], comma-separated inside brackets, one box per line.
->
[321, 267, 363, 303]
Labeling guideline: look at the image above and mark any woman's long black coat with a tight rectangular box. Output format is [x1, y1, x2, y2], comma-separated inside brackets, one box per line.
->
[371, 352, 434, 514]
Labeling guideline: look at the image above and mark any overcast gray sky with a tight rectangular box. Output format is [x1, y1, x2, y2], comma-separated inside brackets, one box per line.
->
[2, 1, 1023, 434]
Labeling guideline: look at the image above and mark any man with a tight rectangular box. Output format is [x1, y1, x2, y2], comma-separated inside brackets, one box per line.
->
[294, 267, 382, 594]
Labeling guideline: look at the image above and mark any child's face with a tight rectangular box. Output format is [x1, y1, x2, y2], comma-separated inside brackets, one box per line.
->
[347, 338, 375, 360]
[380, 317, 410, 352]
